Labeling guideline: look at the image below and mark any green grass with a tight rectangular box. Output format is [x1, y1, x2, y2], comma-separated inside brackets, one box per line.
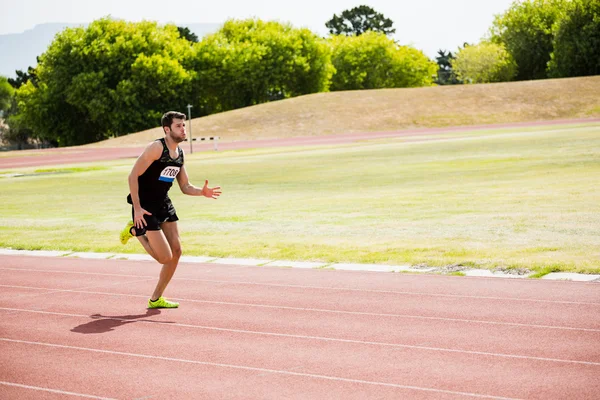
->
[1, 122, 599, 273]
[33, 166, 108, 174]
[528, 265, 565, 278]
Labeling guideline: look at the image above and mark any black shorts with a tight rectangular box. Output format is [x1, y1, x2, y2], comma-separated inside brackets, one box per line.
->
[130, 198, 178, 236]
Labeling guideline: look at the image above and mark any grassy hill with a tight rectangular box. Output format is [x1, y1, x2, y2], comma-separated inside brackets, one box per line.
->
[91, 76, 600, 147]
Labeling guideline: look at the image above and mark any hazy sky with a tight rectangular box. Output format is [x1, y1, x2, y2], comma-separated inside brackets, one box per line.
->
[0, 0, 516, 57]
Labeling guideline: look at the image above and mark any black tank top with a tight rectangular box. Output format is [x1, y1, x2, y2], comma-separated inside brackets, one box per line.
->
[129, 138, 184, 206]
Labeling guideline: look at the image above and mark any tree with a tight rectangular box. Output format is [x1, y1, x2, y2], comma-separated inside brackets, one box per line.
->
[1, 98, 36, 148]
[177, 26, 199, 43]
[188, 19, 334, 113]
[326, 5, 395, 36]
[490, 0, 567, 80]
[329, 31, 436, 91]
[14, 18, 192, 146]
[434, 50, 461, 85]
[1, 80, 36, 149]
[0, 76, 14, 113]
[2, 69, 35, 148]
[548, 0, 600, 77]
[453, 42, 517, 84]
[6, 65, 40, 147]
[8, 66, 38, 89]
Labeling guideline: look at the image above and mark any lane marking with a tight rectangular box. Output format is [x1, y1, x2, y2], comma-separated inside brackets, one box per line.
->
[2, 307, 599, 366]
[6, 278, 156, 302]
[0, 267, 147, 278]
[1, 268, 598, 306]
[0, 338, 521, 399]
[0, 381, 115, 399]
[1, 285, 598, 333]
[173, 277, 600, 305]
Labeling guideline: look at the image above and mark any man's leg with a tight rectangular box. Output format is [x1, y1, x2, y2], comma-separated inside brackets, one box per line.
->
[119, 222, 162, 264]
[134, 231, 160, 262]
[149, 221, 182, 301]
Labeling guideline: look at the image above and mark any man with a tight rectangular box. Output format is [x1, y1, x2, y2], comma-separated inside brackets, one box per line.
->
[120, 111, 221, 309]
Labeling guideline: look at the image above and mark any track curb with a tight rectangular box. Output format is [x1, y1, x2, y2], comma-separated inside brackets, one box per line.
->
[1, 248, 598, 281]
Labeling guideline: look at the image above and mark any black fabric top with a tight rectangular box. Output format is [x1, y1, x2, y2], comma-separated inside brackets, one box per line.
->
[128, 138, 184, 206]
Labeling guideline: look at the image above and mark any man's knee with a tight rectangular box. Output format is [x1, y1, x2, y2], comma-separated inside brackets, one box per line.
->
[157, 250, 173, 265]
[171, 245, 182, 259]
[157, 247, 181, 264]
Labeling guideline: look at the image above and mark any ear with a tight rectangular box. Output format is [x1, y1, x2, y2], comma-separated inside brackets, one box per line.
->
[163, 126, 170, 135]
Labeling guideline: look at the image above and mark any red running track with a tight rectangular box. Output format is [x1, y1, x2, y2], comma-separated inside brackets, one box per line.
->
[2, 118, 599, 169]
[0, 254, 599, 399]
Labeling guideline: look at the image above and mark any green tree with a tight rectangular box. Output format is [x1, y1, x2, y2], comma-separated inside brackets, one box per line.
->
[188, 19, 334, 113]
[115, 54, 192, 131]
[548, 0, 600, 77]
[1, 76, 36, 148]
[8, 66, 38, 89]
[0, 76, 14, 113]
[490, 0, 567, 80]
[1, 98, 36, 148]
[177, 26, 199, 43]
[435, 50, 462, 85]
[326, 5, 395, 36]
[329, 31, 436, 91]
[453, 42, 517, 84]
[14, 18, 192, 146]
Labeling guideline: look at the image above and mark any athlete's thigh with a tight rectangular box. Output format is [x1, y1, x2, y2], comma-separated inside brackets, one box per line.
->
[161, 221, 181, 253]
[145, 229, 172, 261]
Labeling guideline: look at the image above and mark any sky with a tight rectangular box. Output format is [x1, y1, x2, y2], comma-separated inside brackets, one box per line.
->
[0, 0, 516, 58]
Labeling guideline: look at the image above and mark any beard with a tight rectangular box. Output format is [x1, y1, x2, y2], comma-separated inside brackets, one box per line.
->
[169, 132, 186, 143]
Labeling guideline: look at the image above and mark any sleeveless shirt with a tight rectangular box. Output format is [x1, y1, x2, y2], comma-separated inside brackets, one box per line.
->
[129, 138, 184, 206]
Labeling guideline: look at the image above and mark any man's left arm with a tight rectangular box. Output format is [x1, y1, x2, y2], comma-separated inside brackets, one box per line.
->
[177, 165, 222, 199]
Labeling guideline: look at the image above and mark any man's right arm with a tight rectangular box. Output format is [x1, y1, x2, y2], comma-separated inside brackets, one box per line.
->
[129, 141, 162, 228]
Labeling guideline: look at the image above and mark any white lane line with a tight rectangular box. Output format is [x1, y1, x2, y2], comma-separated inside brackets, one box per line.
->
[8, 278, 156, 301]
[0, 381, 115, 399]
[0, 267, 149, 278]
[1, 268, 598, 306]
[0, 338, 521, 400]
[173, 278, 600, 306]
[2, 308, 599, 366]
[1, 285, 598, 333]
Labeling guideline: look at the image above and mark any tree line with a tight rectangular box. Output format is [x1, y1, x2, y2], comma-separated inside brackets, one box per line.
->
[435, 0, 599, 85]
[0, 2, 598, 147]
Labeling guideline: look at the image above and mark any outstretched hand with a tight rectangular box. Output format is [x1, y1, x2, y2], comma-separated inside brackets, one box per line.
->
[202, 180, 222, 199]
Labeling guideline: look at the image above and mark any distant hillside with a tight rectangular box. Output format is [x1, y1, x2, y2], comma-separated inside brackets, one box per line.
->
[89, 76, 600, 148]
[0, 23, 82, 77]
[0, 22, 222, 78]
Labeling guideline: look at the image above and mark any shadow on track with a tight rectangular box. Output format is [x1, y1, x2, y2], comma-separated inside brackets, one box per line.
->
[71, 309, 173, 334]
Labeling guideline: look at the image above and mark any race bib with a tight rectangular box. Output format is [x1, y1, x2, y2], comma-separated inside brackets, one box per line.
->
[158, 166, 181, 182]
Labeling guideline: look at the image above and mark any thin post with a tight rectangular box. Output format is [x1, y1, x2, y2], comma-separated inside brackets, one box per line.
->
[186, 104, 193, 154]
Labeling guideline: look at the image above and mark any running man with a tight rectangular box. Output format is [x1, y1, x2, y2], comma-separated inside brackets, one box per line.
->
[120, 111, 221, 309]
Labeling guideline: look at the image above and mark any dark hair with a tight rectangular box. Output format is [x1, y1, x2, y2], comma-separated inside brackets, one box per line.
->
[161, 111, 186, 130]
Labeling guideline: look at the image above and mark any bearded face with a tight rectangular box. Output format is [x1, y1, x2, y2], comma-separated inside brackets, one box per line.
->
[166, 118, 187, 143]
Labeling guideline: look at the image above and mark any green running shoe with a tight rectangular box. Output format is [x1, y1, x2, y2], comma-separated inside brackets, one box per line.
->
[148, 296, 179, 309]
[119, 221, 134, 245]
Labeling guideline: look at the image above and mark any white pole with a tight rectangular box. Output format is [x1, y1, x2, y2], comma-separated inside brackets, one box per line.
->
[186, 104, 193, 154]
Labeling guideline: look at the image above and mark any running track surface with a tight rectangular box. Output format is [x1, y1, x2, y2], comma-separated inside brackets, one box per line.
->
[2, 118, 599, 169]
[1, 254, 599, 399]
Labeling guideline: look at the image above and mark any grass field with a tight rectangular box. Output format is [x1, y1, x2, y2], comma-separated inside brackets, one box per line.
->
[1, 122, 599, 275]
